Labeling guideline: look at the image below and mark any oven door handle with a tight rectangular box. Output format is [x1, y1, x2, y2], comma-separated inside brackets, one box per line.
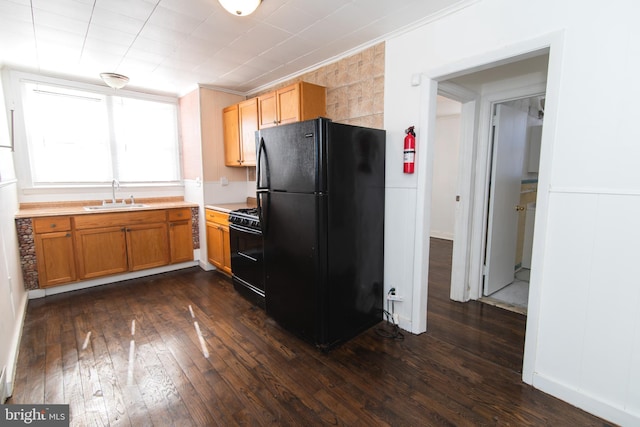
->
[229, 223, 262, 236]
[237, 251, 258, 262]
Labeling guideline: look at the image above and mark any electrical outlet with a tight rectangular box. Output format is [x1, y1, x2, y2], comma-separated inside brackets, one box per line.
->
[387, 294, 403, 301]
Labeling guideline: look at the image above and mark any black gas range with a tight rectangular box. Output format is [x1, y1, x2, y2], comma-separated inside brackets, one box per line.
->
[228, 207, 260, 229]
[228, 207, 264, 308]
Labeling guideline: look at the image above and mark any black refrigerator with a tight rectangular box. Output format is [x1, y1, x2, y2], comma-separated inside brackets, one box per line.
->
[256, 117, 385, 350]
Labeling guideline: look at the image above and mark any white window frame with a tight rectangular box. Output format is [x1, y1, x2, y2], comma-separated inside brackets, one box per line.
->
[4, 70, 183, 201]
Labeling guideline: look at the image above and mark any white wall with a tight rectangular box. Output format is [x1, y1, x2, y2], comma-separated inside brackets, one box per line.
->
[383, 0, 640, 424]
[431, 97, 461, 240]
[0, 74, 27, 401]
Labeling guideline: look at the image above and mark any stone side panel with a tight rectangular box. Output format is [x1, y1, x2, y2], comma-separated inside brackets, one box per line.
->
[16, 218, 39, 290]
[191, 207, 200, 250]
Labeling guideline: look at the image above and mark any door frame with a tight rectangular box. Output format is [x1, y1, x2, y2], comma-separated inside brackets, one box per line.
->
[476, 89, 547, 299]
[483, 96, 545, 298]
[440, 80, 548, 302]
[414, 30, 565, 384]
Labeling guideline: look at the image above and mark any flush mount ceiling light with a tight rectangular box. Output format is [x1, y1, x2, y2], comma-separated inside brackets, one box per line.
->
[100, 72, 129, 89]
[218, 0, 262, 16]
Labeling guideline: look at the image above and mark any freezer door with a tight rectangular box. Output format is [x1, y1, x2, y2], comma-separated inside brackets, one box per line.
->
[263, 191, 326, 344]
[256, 119, 325, 193]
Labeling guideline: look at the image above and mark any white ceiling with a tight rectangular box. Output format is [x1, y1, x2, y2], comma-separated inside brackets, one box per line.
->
[0, 0, 473, 95]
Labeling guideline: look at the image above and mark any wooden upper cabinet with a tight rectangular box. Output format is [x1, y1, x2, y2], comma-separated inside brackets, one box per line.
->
[223, 104, 241, 167]
[238, 98, 258, 166]
[276, 84, 301, 126]
[223, 82, 325, 165]
[258, 82, 326, 129]
[257, 91, 278, 129]
[223, 99, 258, 167]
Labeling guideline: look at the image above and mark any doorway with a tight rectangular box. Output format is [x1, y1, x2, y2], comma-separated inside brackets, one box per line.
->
[479, 96, 544, 315]
[413, 35, 564, 384]
[437, 52, 549, 304]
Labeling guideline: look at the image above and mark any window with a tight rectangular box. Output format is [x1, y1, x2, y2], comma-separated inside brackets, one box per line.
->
[22, 81, 180, 186]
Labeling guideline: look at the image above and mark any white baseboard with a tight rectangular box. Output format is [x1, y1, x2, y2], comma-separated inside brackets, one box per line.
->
[430, 231, 454, 240]
[0, 366, 6, 403]
[532, 372, 639, 426]
[4, 291, 28, 402]
[28, 261, 199, 299]
[199, 260, 215, 271]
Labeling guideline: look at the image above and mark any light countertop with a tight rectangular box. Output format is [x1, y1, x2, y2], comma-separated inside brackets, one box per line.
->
[15, 197, 198, 219]
[205, 197, 257, 213]
[205, 203, 254, 213]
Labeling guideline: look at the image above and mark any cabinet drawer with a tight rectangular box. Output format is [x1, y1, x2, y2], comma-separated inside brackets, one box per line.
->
[75, 210, 166, 229]
[205, 209, 229, 225]
[168, 208, 191, 222]
[33, 216, 71, 233]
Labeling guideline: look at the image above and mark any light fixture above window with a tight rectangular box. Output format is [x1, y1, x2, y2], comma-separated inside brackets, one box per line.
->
[100, 72, 129, 89]
[218, 0, 262, 16]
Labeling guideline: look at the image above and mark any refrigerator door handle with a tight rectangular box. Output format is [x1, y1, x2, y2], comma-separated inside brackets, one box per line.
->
[256, 137, 269, 233]
[257, 191, 269, 234]
[256, 137, 270, 191]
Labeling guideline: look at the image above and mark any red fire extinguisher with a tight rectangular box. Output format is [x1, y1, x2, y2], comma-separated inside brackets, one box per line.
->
[403, 126, 416, 174]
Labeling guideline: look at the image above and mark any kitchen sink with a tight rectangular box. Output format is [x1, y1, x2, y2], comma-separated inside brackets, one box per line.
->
[83, 203, 148, 211]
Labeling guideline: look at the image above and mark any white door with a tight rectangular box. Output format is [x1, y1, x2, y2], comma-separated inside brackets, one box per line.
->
[484, 103, 528, 295]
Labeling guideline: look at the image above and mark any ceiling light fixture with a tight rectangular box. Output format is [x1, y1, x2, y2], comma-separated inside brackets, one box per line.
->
[100, 72, 129, 89]
[218, 0, 262, 16]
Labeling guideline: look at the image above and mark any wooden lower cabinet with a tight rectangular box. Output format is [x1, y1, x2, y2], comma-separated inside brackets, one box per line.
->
[29, 207, 196, 287]
[34, 230, 77, 287]
[75, 211, 172, 279]
[169, 220, 194, 263]
[126, 222, 170, 271]
[206, 209, 231, 275]
[76, 223, 171, 279]
[168, 208, 194, 264]
[75, 226, 129, 279]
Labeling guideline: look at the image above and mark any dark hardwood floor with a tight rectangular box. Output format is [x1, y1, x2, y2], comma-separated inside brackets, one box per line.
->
[8, 238, 612, 426]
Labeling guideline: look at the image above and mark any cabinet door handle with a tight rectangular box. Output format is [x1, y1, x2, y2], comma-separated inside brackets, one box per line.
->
[65, 233, 71, 237]
[50, 223, 56, 228]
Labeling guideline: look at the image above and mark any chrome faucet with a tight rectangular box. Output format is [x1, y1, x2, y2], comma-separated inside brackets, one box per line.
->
[112, 179, 119, 204]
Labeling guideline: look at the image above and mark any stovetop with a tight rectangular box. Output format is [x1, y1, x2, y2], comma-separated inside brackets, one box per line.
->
[228, 207, 260, 229]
